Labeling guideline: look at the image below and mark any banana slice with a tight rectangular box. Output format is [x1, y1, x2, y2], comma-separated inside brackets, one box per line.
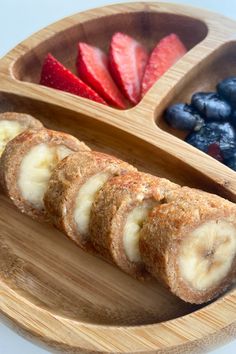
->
[0, 120, 25, 156]
[179, 220, 236, 291]
[0, 112, 43, 156]
[140, 187, 236, 304]
[0, 128, 89, 221]
[44, 151, 136, 251]
[90, 172, 179, 278]
[19, 143, 72, 209]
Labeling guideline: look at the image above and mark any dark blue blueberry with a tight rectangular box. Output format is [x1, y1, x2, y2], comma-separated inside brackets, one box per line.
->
[186, 122, 219, 152]
[225, 153, 236, 171]
[217, 77, 236, 107]
[186, 122, 236, 160]
[186, 130, 209, 152]
[217, 122, 236, 159]
[165, 103, 204, 131]
[231, 110, 236, 128]
[191, 92, 231, 121]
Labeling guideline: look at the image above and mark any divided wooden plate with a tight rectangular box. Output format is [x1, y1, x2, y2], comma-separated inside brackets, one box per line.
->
[0, 2, 236, 353]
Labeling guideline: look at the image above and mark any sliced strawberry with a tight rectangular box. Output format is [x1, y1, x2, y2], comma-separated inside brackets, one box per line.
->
[77, 43, 126, 109]
[141, 34, 187, 96]
[207, 143, 224, 162]
[109, 32, 148, 104]
[40, 53, 107, 105]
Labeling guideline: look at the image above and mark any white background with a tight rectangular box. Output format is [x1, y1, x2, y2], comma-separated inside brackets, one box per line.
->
[0, 0, 236, 353]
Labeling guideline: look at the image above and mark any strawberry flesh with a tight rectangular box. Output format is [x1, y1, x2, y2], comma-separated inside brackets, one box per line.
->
[141, 34, 187, 96]
[109, 32, 148, 104]
[40, 53, 107, 105]
[77, 43, 126, 109]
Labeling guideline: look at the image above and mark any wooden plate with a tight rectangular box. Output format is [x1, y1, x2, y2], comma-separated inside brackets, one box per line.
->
[0, 2, 236, 353]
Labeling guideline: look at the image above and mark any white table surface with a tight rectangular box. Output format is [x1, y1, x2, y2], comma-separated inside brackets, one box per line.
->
[1, 0, 236, 353]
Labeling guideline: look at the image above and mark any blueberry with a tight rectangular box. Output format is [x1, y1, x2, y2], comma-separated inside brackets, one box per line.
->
[186, 122, 221, 152]
[186, 129, 209, 152]
[165, 103, 204, 131]
[191, 92, 231, 121]
[217, 77, 236, 107]
[186, 122, 236, 160]
[231, 110, 236, 127]
[225, 153, 236, 171]
[217, 122, 236, 159]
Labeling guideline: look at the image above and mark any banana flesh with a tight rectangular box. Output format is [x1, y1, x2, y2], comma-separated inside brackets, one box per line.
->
[74, 172, 110, 235]
[18, 143, 72, 209]
[0, 120, 26, 156]
[123, 201, 158, 262]
[179, 220, 236, 291]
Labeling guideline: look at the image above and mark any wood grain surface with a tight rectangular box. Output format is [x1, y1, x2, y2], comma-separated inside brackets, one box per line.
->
[0, 2, 236, 353]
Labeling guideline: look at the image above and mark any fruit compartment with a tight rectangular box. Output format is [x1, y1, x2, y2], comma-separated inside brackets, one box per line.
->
[9, 6, 207, 110]
[156, 41, 236, 138]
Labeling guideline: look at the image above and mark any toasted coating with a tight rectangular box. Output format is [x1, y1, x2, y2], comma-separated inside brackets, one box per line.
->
[0, 128, 89, 222]
[0, 112, 43, 129]
[44, 151, 136, 251]
[90, 172, 180, 279]
[140, 187, 236, 303]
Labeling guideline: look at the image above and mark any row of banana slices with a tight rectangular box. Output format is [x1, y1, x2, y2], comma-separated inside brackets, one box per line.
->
[0, 112, 236, 304]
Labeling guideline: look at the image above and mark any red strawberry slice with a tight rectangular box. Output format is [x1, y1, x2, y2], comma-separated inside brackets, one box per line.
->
[141, 34, 187, 96]
[77, 43, 126, 109]
[40, 53, 107, 105]
[207, 143, 223, 162]
[109, 32, 148, 104]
